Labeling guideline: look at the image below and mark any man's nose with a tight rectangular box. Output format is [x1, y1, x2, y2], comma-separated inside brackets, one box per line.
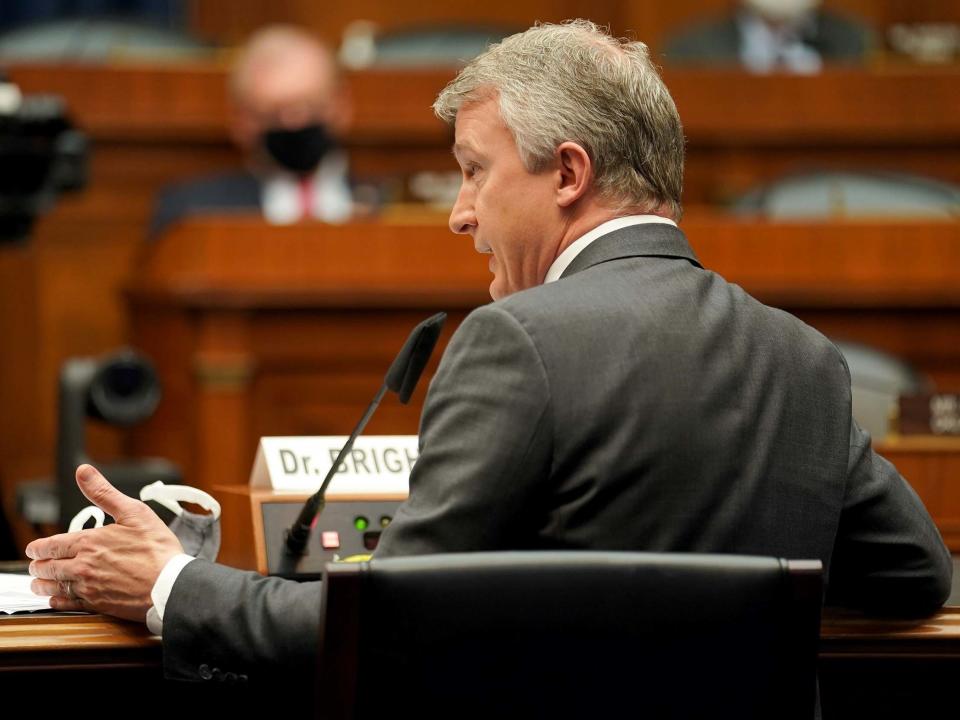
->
[448, 183, 476, 235]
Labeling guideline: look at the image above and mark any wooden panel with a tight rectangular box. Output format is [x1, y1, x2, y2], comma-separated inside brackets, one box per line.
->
[190, 0, 623, 47]
[876, 437, 960, 551]
[686, 218, 960, 303]
[11, 62, 960, 201]
[0, 245, 41, 468]
[187, 0, 960, 50]
[11, 63, 960, 145]
[134, 216, 960, 303]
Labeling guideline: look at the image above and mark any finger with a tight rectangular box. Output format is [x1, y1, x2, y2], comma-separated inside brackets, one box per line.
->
[25, 531, 85, 561]
[30, 578, 59, 596]
[75, 464, 142, 524]
[29, 578, 70, 597]
[28, 558, 77, 582]
[32, 578, 89, 612]
[49, 595, 86, 612]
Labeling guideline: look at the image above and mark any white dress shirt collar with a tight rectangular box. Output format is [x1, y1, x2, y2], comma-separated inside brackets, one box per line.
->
[260, 150, 352, 225]
[544, 215, 678, 284]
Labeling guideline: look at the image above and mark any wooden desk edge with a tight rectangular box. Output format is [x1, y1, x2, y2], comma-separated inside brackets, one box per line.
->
[1, 605, 957, 670]
[0, 613, 161, 670]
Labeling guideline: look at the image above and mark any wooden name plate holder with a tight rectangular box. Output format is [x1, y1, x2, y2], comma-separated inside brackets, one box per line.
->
[217, 436, 413, 577]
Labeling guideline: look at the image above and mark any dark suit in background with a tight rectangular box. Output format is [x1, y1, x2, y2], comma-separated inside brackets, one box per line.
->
[160, 223, 951, 682]
[148, 170, 261, 240]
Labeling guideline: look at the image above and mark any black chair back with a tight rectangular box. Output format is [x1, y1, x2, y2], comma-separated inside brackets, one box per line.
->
[318, 552, 822, 719]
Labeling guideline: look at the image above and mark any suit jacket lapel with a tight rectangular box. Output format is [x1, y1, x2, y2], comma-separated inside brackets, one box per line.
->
[560, 224, 702, 280]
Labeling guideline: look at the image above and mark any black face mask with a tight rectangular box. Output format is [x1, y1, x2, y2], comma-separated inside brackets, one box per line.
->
[262, 123, 336, 174]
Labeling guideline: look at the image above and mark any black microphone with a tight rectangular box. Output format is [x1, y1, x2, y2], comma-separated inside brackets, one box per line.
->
[283, 312, 446, 558]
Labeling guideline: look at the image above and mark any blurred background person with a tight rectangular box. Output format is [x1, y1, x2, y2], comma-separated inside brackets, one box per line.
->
[663, 0, 873, 73]
[149, 24, 354, 239]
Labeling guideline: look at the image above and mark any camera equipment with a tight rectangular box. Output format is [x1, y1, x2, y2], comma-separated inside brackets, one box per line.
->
[55, 348, 181, 529]
[0, 75, 88, 242]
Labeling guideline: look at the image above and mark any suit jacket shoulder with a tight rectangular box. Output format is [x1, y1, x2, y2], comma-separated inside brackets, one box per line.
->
[149, 170, 261, 240]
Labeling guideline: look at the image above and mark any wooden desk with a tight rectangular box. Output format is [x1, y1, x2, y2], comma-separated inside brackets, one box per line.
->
[1, 607, 957, 717]
[820, 607, 960, 718]
[0, 613, 159, 672]
[0, 613, 288, 709]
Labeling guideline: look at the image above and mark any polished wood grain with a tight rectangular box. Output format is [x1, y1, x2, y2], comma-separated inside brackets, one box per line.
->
[0, 604, 956, 667]
[0, 613, 159, 671]
[821, 606, 960, 657]
[134, 216, 960, 302]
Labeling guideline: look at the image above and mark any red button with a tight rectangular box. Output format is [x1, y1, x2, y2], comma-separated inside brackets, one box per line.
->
[321, 531, 340, 549]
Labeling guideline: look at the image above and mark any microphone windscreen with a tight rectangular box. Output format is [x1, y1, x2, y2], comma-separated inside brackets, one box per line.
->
[384, 312, 447, 404]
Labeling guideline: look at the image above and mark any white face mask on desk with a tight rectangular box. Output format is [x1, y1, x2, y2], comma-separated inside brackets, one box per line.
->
[68, 481, 222, 562]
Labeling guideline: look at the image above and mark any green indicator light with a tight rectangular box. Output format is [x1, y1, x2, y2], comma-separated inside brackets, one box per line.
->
[354, 516, 369, 531]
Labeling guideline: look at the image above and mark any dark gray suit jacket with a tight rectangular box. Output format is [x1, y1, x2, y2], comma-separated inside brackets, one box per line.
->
[163, 224, 951, 682]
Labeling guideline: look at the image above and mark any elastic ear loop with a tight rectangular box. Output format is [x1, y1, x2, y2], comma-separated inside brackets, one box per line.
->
[68, 506, 106, 533]
[139, 481, 222, 520]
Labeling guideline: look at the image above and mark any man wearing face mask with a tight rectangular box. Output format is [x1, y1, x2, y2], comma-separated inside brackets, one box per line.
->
[148, 24, 354, 239]
[664, 0, 873, 74]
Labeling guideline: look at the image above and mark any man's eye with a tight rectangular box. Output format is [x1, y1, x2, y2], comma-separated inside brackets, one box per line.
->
[464, 164, 480, 178]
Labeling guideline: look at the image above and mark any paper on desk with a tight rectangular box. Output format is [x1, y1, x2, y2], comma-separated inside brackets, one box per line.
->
[0, 573, 52, 613]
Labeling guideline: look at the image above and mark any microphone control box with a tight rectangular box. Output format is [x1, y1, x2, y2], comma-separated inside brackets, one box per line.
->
[214, 485, 405, 578]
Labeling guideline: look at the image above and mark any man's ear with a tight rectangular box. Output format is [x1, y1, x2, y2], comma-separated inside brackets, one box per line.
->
[555, 141, 593, 208]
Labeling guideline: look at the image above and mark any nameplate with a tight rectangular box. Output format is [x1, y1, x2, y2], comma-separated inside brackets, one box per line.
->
[249, 436, 417, 494]
[899, 394, 960, 435]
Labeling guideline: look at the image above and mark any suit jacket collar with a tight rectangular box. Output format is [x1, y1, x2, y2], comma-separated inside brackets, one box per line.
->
[559, 223, 702, 279]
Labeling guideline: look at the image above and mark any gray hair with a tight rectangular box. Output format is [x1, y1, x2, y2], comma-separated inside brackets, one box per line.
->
[434, 19, 684, 219]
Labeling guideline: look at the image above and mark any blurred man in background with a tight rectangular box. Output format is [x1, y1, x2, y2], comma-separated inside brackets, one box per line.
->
[149, 24, 354, 239]
[664, 0, 872, 73]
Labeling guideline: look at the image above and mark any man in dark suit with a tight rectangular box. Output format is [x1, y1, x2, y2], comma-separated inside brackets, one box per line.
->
[149, 24, 354, 240]
[28, 19, 950, 686]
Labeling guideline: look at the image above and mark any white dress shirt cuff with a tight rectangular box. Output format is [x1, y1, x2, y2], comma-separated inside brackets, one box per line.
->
[145, 553, 196, 636]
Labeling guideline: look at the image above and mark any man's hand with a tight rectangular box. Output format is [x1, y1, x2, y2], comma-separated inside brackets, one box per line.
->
[25, 464, 184, 621]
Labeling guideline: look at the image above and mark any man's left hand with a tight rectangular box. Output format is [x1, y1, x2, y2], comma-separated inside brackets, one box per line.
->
[25, 464, 183, 621]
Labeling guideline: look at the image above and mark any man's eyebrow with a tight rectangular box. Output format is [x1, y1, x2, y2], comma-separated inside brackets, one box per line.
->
[452, 141, 477, 161]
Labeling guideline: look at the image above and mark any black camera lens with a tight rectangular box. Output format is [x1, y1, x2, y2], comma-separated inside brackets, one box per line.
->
[87, 350, 161, 425]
